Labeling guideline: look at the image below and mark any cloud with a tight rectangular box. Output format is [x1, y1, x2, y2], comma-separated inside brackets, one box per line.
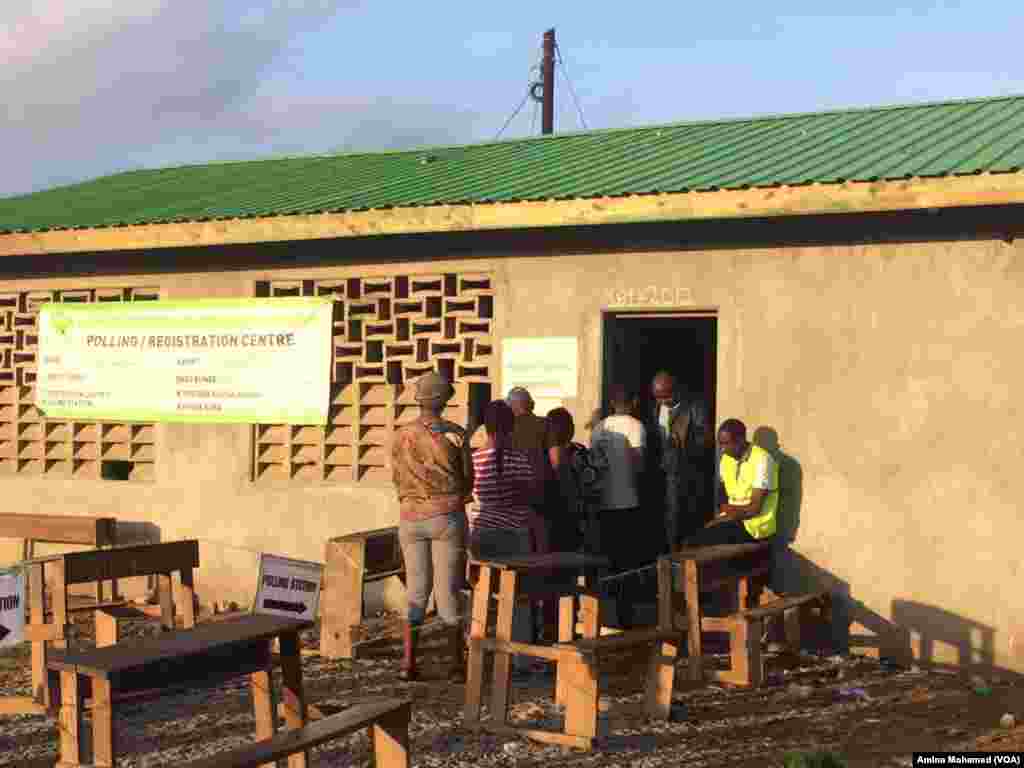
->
[1, 0, 477, 199]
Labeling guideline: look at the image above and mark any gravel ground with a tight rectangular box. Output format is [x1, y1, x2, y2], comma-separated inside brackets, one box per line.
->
[1, 611, 1023, 767]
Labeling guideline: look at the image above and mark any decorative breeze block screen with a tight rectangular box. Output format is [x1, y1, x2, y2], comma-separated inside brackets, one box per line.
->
[254, 273, 494, 483]
[0, 287, 160, 481]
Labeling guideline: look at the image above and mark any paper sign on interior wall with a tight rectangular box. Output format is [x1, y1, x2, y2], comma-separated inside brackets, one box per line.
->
[36, 297, 333, 425]
[0, 567, 25, 648]
[254, 554, 324, 620]
[501, 337, 579, 402]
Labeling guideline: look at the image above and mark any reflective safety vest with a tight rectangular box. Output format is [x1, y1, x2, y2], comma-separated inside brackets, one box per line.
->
[719, 444, 778, 539]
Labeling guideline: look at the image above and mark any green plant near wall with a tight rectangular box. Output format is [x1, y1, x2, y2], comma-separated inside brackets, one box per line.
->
[782, 751, 848, 768]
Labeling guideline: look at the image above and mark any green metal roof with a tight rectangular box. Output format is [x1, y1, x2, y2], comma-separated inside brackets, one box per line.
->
[2, 94, 1024, 234]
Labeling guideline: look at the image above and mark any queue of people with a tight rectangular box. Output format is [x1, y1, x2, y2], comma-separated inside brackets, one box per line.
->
[388, 368, 780, 680]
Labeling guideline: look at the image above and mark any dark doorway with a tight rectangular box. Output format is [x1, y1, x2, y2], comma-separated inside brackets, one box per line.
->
[601, 310, 718, 502]
[601, 312, 717, 424]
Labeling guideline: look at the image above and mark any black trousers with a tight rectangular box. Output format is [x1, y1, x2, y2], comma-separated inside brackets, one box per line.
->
[684, 520, 760, 548]
[599, 508, 644, 627]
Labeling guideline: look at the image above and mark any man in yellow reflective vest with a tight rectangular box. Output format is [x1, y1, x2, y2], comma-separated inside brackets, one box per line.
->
[685, 418, 778, 547]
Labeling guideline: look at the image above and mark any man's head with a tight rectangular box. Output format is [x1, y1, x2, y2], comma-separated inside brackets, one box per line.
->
[414, 371, 455, 415]
[546, 407, 575, 446]
[609, 384, 638, 416]
[717, 418, 748, 459]
[651, 371, 677, 408]
[506, 387, 534, 416]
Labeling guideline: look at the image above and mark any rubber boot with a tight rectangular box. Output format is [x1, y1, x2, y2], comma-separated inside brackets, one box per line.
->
[398, 621, 419, 682]
[447, 623, 467, 683]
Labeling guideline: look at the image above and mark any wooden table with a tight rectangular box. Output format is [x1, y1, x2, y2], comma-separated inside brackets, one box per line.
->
[464, 552, 609, 750]
[666, 542, 773, 685]
[47, 613, 314, 768]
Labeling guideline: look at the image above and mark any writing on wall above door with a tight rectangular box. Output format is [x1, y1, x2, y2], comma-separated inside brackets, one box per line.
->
[604, 286, 694, 307]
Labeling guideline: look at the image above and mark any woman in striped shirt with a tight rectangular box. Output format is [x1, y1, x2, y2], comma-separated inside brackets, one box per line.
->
[469, 399, 539, 675]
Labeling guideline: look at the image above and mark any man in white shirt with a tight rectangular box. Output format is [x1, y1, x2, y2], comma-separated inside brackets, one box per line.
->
[590, 384, 646, 626]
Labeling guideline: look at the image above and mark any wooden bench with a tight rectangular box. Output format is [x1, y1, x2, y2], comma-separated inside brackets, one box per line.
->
[183, 698, 411, 768]
[321, 527, 406, 659]
[47, 614, 313, 768]
[662, 546, 832, 687]
[28, 540, 198, 712]
[87, 539, 200, 648]
[0, 513, 119, 603]
[464, 553, 684, 751]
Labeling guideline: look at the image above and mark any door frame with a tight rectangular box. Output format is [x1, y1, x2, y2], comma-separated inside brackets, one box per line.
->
[599, 308, 719, 427]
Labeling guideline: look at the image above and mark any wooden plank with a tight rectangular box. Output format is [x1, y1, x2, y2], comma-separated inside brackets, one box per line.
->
[181, 700, 412, 768]
[320, 537, 364, 659]
[729, 616, 752, 686]
[157, 574, 175, 630]
[701, 616, 740, 633]
[555, 595, 575, 707]
[489, 569, 517, 725]
[563, 651, 598, 743]
[279, 631, 309, 768]
[45, 615, 312, 679]
[742, 592, 827, 620]
[51, 559, 68, 652]
[92, 678, 115, 767]
[58, 599, 131, 615]
[645, 639, 679, 720]
[463, 565, 491, 723]
[94, 608, 119, 648]
[57, 671, 82, 766]
[683, 559, 702, 682]
[746, 617, 764, 687]
[0, 696, 48, 716]
[331, 526, 400, 543]
[656, 558, 673, 631]
[363, 567, 405, 583]
[563, 626, 687, 655]
[671, 542, 772, 564]
[785, 607, 803, 652]
[181, 567, 197, 629]
[371, 702, 411, 768]
[0, 513, 115, 545]
[476, 638, 583, 662]
[362, 528, 403, 575]
[101, 647, 273, 698]
[250, 642, 277, 768]
[5, 173, 1024, 258]
[28, 560, 49, 707]
[62, 540, 199, 585]
[564, 593, 600, 743]
[700, 564, 771, 594]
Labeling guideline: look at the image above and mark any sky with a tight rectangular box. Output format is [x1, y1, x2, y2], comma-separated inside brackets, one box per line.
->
[3, 0, 1023, 199]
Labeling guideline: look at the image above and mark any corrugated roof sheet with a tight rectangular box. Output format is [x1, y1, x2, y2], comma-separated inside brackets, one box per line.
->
[2, 94, 1023, 234]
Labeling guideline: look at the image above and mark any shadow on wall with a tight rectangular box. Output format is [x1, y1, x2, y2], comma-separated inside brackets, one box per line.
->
[776, 549, 1021, 680]
[751, 426, 1021, 680]
[891, 599, 1002, 676]
[752, 426, 802, 544]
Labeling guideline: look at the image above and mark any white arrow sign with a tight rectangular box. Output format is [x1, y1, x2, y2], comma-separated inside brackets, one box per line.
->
[0, 568, 25, 649]
[254, 554, 323, 621]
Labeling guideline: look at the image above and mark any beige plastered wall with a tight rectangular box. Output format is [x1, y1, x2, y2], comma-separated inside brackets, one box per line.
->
[0, 235, 1022, 671]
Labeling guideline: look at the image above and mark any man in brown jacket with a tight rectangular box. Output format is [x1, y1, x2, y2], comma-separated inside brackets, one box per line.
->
[391, 371, 472, 682]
